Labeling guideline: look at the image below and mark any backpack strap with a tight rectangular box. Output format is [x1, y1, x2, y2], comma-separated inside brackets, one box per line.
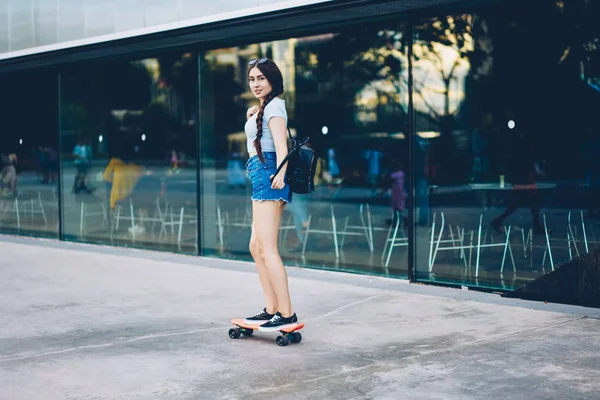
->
[269, 129, 309, 182]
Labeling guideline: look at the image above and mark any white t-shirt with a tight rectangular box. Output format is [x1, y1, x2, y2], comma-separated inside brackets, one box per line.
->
[244, 97, 287, 154]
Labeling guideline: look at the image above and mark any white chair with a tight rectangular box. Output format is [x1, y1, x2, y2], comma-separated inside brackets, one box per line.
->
[111, 198, 136, 240]
[382, 210, 408, 267]
[0, 195, 20, 229]
[302, 203, 373, 259]
[339, 203, 374, 253]
[78, 196, 108, 237]
[567, 210, 589, 258]
[429, 212, 516, 278]
[156, 200, 185, 244]
[0, 192, 48, 230]
[20, 192, 48, 226]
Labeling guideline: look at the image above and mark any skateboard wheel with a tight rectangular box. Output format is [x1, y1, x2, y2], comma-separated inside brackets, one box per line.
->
[276, 335, 289, 346]
[293, 332, 302, 343]
[241, 329, 253, 337]
[229, 328, 241, 339]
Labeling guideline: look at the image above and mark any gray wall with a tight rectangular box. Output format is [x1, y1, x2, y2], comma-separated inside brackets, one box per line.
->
[0, 0, 312, 55]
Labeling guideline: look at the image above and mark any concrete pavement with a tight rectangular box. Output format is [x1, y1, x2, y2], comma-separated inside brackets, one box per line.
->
[0, 236, 599, 400]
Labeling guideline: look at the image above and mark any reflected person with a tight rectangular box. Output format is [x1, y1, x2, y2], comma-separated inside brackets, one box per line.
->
[491, 127, 543, 235]
[73, 137, 93, 194]
[0, 152, 17, 196]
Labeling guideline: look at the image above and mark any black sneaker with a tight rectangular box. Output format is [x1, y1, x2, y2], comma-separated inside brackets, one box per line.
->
[244, 308, 276, 325]
[258, 312, 299, 332]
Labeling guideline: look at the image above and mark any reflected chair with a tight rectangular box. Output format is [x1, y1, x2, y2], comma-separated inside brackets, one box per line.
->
[111, 197, 136, 240]
[115, 174, 164, 242]
[155, 197, 185, 244]
[77, 194, 108, 238]
[215, 199, 250, 248]
[0, 194, 20, 229]
[429, 211, 474, 271]
[18, 191, 48, 226]
[301, 203, 373, 259]
[339, 203, 374, 253]
[567, 210, 589, 259]
[278, 212, 298, 247]
[155, 195, 196, 247]
[382, 210, 409, 267]
[0, 191, 49, 231]
[220, 200, 252, 233]
[539, 210, 588, 271]
[429, 212, 516, 278]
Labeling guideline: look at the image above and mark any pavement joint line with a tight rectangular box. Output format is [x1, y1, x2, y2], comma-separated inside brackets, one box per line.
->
[304, 294, 386, 322]
[0, 326, 228, 363]
[0, 296, 383, 363]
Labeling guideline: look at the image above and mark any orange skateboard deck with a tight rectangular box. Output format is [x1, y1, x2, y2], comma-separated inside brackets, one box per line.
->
[229, 318, 305, 346]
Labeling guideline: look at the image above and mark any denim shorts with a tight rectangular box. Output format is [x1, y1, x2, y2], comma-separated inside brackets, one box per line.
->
[246, 152, 292, 204]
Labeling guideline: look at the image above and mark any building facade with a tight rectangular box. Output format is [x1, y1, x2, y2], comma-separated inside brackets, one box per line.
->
[1, 0, 599, 292]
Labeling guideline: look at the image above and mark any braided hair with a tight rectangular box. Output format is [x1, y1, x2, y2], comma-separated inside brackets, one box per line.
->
[248, 59, 284, 163]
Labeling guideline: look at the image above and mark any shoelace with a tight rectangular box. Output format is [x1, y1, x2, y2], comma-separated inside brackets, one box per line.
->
[269, 315, 281, 323]
[255, 310, 267, 317]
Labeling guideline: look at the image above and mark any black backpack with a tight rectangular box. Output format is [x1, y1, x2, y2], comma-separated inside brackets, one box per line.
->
[270, 129, 318, 194]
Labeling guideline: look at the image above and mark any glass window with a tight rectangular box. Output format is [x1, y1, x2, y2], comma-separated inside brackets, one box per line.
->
[0, 69, 60, 238]
[59, 52, 199, 254]
[414, 1, 600, 289]
[200, 19, 409, 277]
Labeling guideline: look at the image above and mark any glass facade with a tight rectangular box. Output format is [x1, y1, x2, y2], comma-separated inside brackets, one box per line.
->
[1, 0, 599, 292]
[200, 21, 409, 277]
[0, 69, 59, 238]
[59, 53, 199, 253]
[414, 0, 600, 289]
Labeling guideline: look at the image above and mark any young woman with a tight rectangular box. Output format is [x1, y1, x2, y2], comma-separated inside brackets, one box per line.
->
[242, 57, 299, 332]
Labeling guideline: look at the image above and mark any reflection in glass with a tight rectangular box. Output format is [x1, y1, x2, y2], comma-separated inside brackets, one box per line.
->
[0, 70, 59, 238]
[414, 2, 600, 289]
[60, 53, 199, 253]
[201, 21, 409, 277]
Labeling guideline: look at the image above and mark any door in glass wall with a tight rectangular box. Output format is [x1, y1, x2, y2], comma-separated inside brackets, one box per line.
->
[59, 53, 199, 253]
[413, 0, 600, 289]
[200, 20, 409, 277]
[0, 70, 60, 238]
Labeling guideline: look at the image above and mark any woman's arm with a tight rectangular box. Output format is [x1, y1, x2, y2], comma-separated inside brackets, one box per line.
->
[269, 116, 288, 190]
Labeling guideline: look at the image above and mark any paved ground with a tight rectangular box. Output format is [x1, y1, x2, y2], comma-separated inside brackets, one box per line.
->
[1, 236, 600, 400]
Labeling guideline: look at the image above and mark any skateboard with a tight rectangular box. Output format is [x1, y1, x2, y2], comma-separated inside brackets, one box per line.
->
[229, 319, 305, 346]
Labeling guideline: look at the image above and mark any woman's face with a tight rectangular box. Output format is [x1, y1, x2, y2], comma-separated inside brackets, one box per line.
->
[248, 66, 273, 101]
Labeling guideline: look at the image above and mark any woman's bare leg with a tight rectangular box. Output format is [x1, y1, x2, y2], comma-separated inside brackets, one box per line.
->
[250, 201, 278, 314]
[253, 200, 293, 317]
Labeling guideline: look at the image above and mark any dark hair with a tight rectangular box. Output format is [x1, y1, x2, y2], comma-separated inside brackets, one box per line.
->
[248, 59, 284, 163]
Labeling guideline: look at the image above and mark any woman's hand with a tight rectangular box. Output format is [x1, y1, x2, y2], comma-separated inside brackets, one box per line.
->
[270, 173, 286, 190]
[247, 106, 259, 120]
